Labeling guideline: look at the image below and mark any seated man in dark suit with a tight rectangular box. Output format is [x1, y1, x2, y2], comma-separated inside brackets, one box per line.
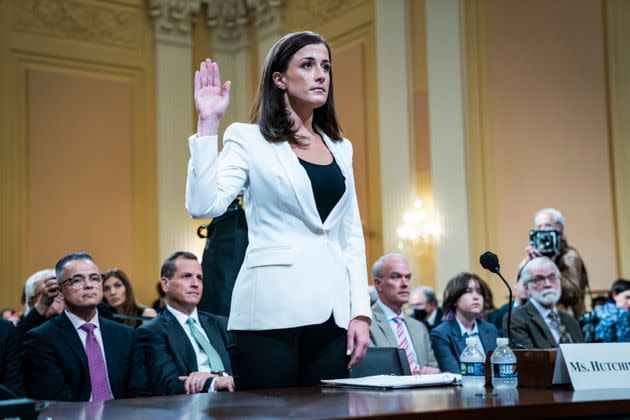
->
[487, 269, 529, 336]
[409, 286, 443, 331]
[508, 256, 583, 349]
[22, 252, 150, 401]
[369, 254, 440, 374]
[138, 251, 234, 395]
[1, 318, 24, 399]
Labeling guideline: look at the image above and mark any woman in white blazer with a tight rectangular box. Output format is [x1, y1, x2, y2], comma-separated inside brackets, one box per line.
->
[186, 31, 371, 389]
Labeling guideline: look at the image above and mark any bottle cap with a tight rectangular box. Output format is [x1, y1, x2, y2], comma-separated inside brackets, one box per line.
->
[465, 337, 479, 346]
[497, 337, 509, 346]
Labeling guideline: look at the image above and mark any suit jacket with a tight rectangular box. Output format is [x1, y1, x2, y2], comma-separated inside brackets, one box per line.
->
[369, 303, 438, 369]
[0, 319, 24, 398]
[430, 319, 499, 374]
[137, 309, 232, 396]
[508, 301, 583, 349]
[199, 202, 248, 317]
[488, 302, 511, 337]
[22, 312, 150, 401]
[418, 307, 444, 332]
[186, 123, 371, 331]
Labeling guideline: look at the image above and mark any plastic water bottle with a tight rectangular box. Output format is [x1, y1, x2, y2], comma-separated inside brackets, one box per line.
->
[491, 337, 518, 389]
[460, 337, 486, 388]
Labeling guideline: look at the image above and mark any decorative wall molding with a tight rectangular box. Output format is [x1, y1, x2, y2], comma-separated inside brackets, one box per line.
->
[149, 0, 200, 44]
[16, 0, 141, 48]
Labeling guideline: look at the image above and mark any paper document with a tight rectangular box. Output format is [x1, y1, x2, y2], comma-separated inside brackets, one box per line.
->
[321, 373, 461, 389]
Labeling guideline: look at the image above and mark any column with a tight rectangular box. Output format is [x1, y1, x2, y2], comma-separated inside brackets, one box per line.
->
[425, 0, 471, 289]
[375, 0, 415, 256]
[149, 0, 202, 260]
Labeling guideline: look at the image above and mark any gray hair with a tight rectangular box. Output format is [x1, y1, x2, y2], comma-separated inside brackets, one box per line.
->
[520, 256, 560, 285]
[535, 208, 565, 226]
[55, 252, 96, 282]
[371, 253, 409, 279]
[414, 286, 438, 305]
[24, 268, 55, 314]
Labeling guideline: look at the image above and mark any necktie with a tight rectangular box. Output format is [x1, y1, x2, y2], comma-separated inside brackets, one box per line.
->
[393, 316, 420, 374]
[548, 311, 572, 344]
[186, 317, 225, 371]
[79, 323, 113, 401]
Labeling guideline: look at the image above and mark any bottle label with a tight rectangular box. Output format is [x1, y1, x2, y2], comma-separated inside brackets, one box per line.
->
[492, 363, 517, 378]
[460, 362, 485, 376]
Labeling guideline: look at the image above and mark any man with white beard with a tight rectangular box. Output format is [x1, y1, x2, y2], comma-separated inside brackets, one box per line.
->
[508, 257, 583, 349]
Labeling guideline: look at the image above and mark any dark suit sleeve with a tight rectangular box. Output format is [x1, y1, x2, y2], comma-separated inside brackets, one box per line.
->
[1, 321, 25, 398]
[136, 325, 185, 396]
[124, 331, 152, 397]
[429, 327, 460, 374]
[505, 309, 535, 349]
[22, 328, 74, 401]
[15, 309, 47, 348]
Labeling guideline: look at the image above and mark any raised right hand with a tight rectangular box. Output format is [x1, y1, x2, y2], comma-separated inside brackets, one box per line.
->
[194, 59, 231, 136]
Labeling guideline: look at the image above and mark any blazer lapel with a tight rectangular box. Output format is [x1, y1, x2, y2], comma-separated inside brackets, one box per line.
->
[57, 313, 88, 370]
[161, 311, 198, 373]
[199, 313, 229, 370]
[526, 303, 557, 347]
[271, 141, 322, 228]
[99, 319, 117, 393]
[372, 305, 398, 347]
[449, 322, 467, 357]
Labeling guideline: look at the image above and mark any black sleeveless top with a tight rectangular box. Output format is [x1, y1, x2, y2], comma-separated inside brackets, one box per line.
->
[298, 156, 346, 223]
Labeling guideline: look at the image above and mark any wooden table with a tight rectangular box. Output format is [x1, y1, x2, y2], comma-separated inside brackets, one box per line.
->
[38, 386, 630, 419]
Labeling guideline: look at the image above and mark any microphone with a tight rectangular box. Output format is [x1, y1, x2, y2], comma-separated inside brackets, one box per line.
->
[479, 251, 523, 349]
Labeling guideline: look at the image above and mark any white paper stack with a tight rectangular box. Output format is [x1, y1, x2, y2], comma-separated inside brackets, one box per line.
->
[321, 373, 461, 389]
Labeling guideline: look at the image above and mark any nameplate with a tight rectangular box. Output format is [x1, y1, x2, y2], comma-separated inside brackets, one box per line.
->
[552, 343, 630, 390]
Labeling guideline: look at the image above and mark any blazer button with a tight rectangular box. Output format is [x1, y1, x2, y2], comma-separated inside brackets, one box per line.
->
[316, 229, 325, 236]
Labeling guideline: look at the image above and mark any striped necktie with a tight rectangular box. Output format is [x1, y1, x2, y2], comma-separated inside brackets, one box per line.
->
[186, 317, 225, 371]
[393, 316, 420, 374]
[548, 311, 572, 344]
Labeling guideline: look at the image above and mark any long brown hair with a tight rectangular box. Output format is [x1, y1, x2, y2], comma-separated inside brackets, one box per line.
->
[250, 31, 342, 145]
[102, 269, 140, 327]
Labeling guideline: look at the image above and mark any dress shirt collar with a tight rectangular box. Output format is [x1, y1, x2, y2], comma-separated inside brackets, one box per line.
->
[65, 309, 100, 330]
[377, 299, 403, 320]
[166, 304, 200, 326]
[456, 316, 479, 337]
[426, 308, 438, 326]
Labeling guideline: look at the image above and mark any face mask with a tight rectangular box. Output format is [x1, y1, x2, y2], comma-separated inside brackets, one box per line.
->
[414, 309, 428, 320]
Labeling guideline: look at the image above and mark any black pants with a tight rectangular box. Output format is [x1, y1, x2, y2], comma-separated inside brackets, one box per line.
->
[229, 315, 349, 390]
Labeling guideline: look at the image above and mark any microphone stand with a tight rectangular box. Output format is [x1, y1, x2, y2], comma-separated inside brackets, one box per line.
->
[493, 270, 516, 349]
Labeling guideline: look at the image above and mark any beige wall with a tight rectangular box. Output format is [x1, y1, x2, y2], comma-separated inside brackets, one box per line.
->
[466, 0, 617, 300]
[0, 0, 158, 309]
[27, 70, 135, 274]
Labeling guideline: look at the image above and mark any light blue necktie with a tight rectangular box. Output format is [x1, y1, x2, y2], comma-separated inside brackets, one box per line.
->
[186, 317, 225, 371]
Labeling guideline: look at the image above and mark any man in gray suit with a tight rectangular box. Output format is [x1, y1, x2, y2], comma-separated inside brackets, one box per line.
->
[369, 253, 440, 374]
[508, 256, 583, 349]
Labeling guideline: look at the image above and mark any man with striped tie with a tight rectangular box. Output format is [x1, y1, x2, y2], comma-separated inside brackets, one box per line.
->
[369, 254, 440, 374]
[22, 252, 150, 401]
[138, 251, 234, 394]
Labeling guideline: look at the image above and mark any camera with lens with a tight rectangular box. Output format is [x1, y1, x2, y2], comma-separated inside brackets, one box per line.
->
[529, 229, 561, 256]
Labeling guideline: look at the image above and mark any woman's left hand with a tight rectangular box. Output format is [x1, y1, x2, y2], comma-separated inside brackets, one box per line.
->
[347, 316, 370, 369]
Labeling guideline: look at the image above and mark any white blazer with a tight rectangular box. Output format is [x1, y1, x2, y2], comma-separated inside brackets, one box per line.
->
[186, 123, 371, 331]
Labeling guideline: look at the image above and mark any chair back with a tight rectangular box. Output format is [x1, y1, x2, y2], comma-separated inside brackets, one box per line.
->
[349, 347, 412, 378]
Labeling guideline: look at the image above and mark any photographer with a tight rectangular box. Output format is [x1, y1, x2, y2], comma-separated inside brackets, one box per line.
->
[521, 208, 589, 317]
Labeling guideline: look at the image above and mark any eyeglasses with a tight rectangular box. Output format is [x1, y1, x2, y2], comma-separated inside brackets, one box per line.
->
[528, 273, 559, 286]
[60, 274, 103, 290]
